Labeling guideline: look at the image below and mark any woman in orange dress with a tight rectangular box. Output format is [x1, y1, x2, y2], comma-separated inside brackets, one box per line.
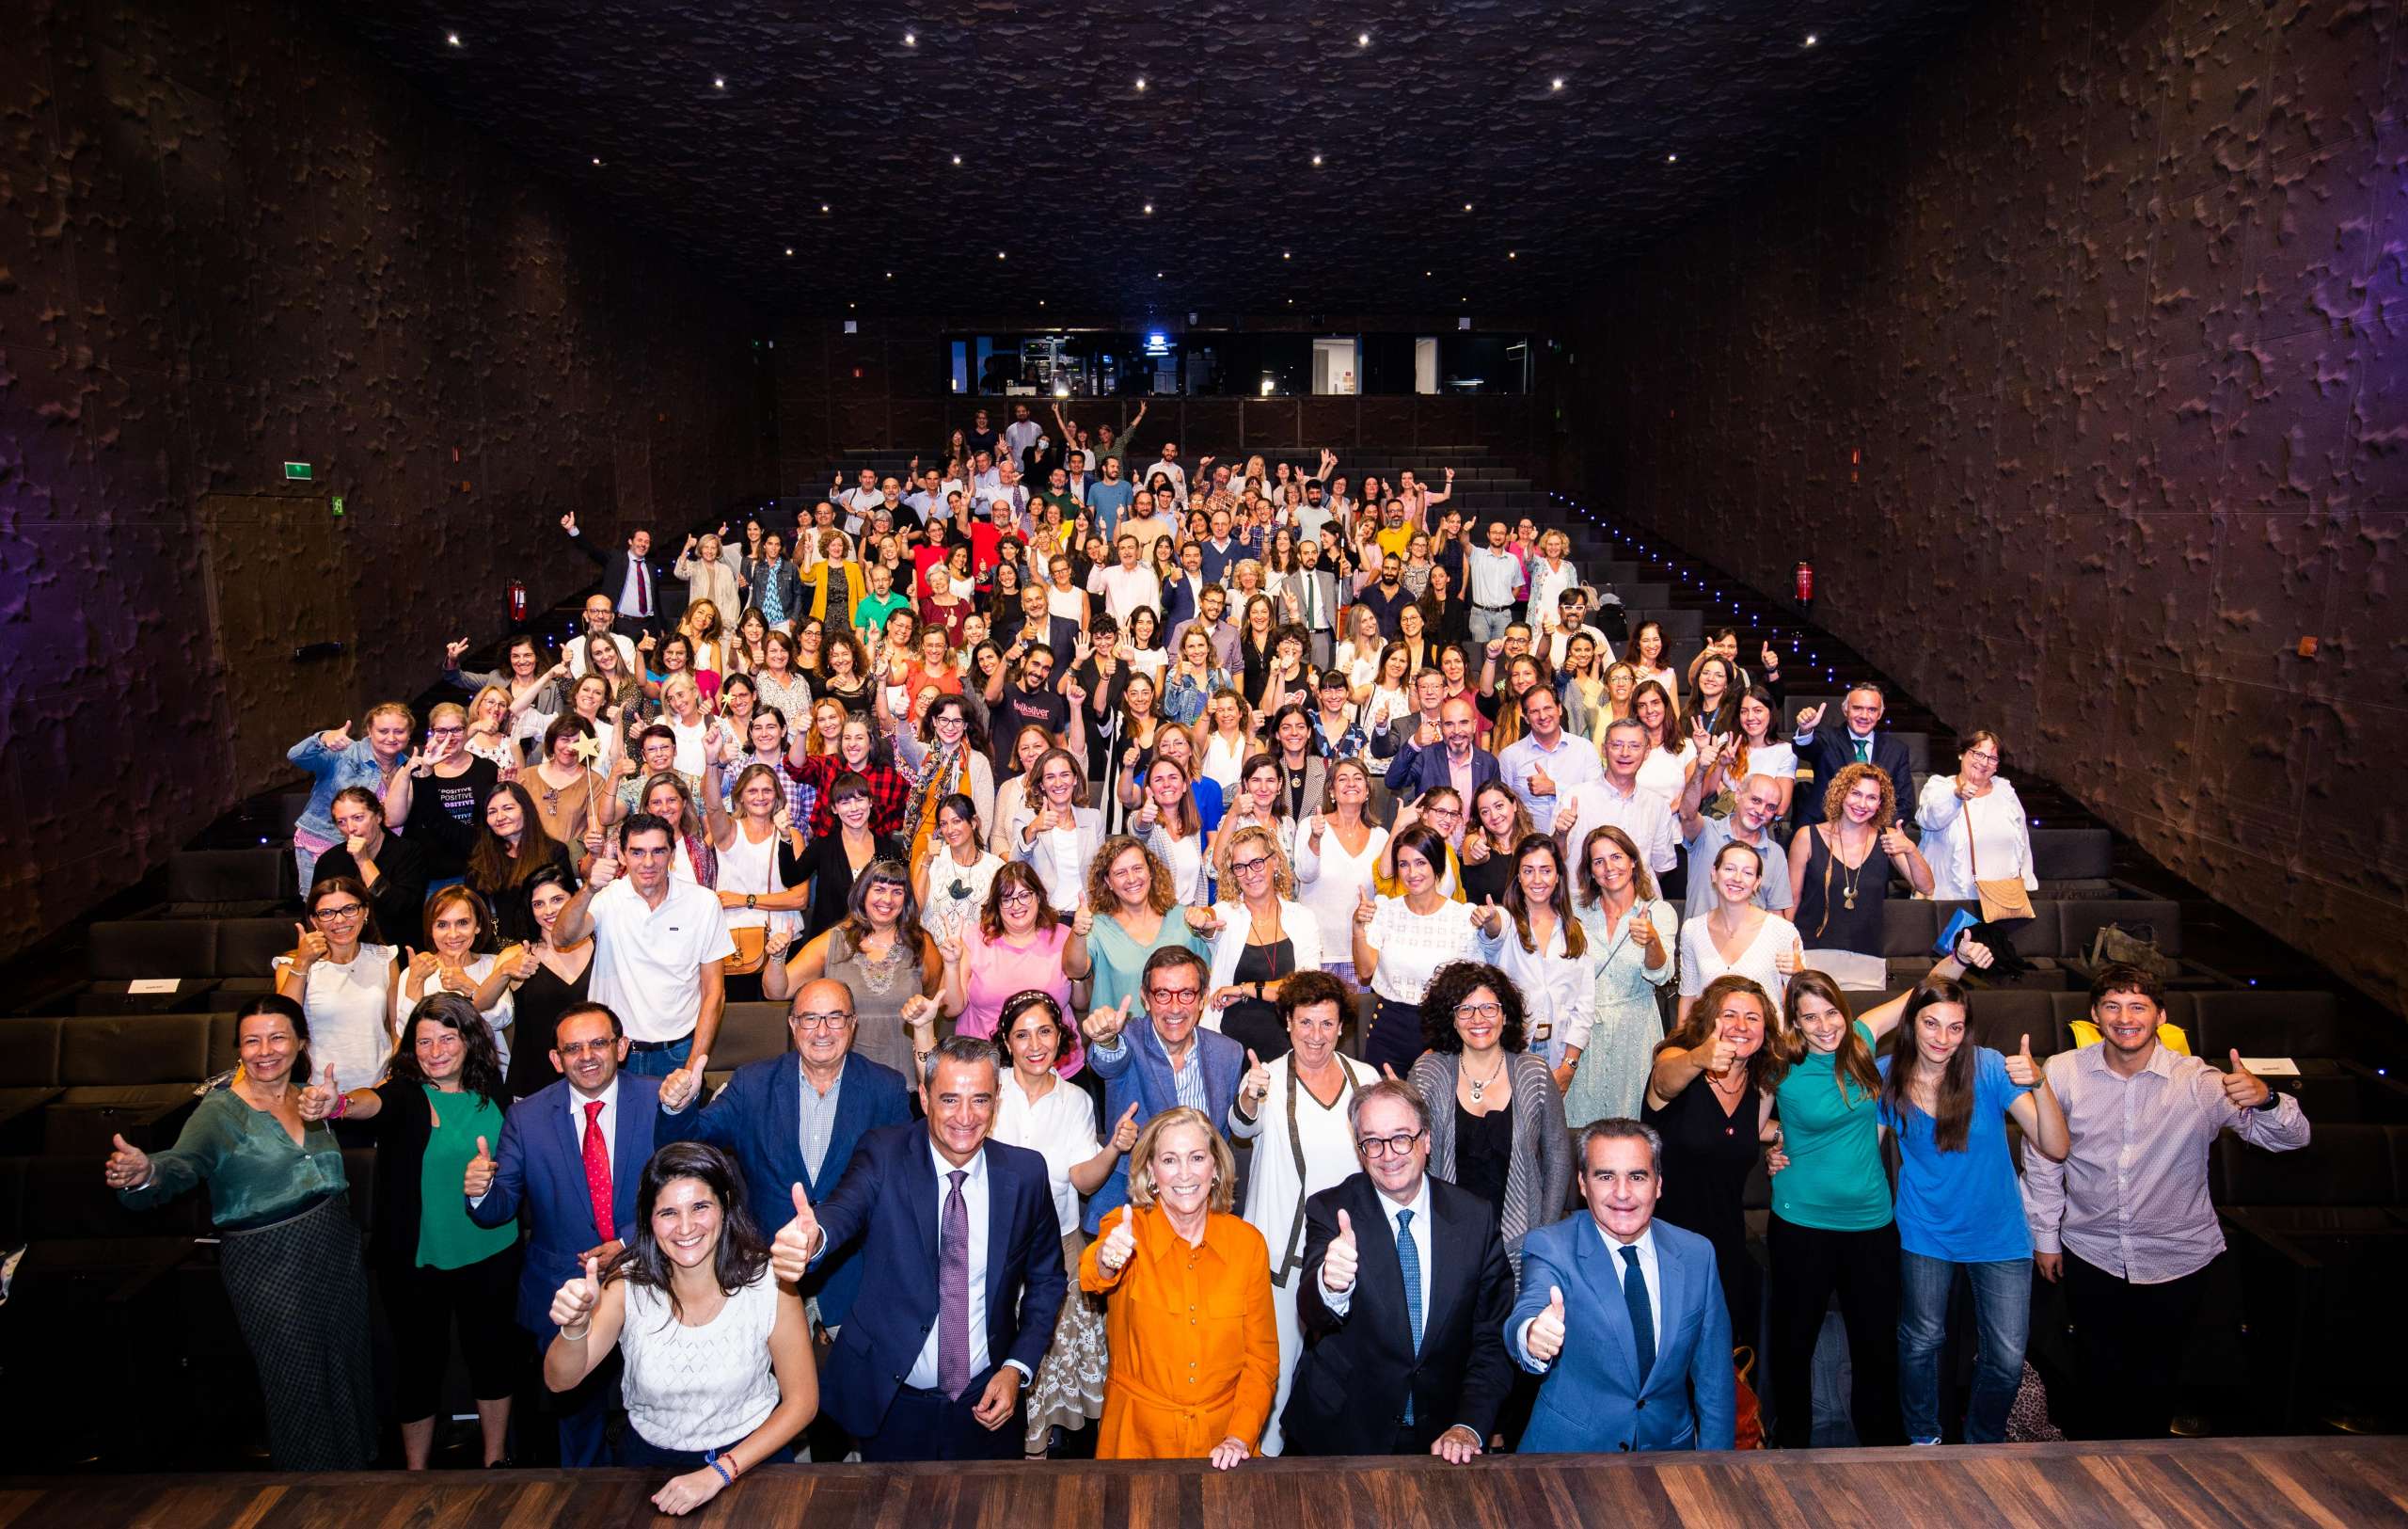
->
[1079, 1107, 1278, 1469]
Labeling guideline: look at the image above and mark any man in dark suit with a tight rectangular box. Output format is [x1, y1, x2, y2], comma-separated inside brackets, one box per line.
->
[559, 509, 681, 639]
[1791, 682, 1913, 827]
[768, 1035, 1067, 1461]
[1384, 696, 1501, 804]
[1078, 947, 1245, 1235]
[1286, 1079, 1516, 1459]
[464, 1001, 666, 1465]
[1161, 537, 1211, 631]
[653, 977, 912, 1335]
[1507, 1118, 1736, 1453]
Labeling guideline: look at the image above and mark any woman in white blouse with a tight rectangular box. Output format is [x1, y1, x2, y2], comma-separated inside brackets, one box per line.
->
[914, 793, 1004, 939]
[1196, 824, 1325, 1060]
[1131, 755, 1212, 906]
[399, 885, 523, 1070]
[1471, 835, 1592, 1076]
[1291, 758, 1388, 983]
[1009, 747, 1107, 914]
[990, 990, 1136, 1459]
[1677, 840, 1801, 1026]
[1630, 679, 1694, 804]
[1915, 731, 2038, 902]
[273, 876, 401, 1085]
[1352, 823, 1481, 1076]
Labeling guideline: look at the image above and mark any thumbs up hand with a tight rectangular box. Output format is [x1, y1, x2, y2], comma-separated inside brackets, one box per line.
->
[1475, 897, 1506, 937]
[1528, 1284, 1569, 1363]
[1322, 1207, 1360, 1294]
[1528, 761, 1556, 798]
[1082, 997, 1131, 1045]
[298, 1064, 341, 1122]
[1354, 884, 1379, 929]
[1109, 1102, 1142, 1153]
[2222, 1049, 2272, 1109]
[293, 921, 329, 970]
[1240, 1049, 1272, 1109]
[1071, 898, 1095, 938]
[1098, 1204, 1139, 1273]
[1880, 820, 1912, 857]
[550, 1253, 603, 1335]
[770, 1183, 821, 1282]
[2004, 1033, 2041, 1089]
[464, 1134, 497, 1198]
[104, 1132, 152, 1190]
[660, 1052, 710, 1113]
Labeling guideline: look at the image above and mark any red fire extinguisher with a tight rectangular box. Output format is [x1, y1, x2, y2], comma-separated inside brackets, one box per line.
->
[1793, 561, 1814, 606]
[508, 579, 528, 622]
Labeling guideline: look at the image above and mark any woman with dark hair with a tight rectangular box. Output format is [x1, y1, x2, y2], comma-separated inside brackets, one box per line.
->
[1471, 833, 1591, 1079]
[799, 712, 905, 840]
[529, 713, 610, 852]
[1559, 826, 1677, 1127]
[816, 628, 875, 717]
[1643, 972, 1780, 1350]
[1626, 620, 1680, 713]
[1787, 760, 1932, 990]
[500, 866, 595, 1099]
[401, 884, 523, 1069]
[914, 791, 1005, 943]
[1628, 678, 1691, 809]
[989, 722, 1061, 856]
[636, 770, 726, 888]
[751, 629, 813, 725]
[1407, 961, 1572, 1277]
[467, 781, 579, 945]
[1692, 686, 1795, 822]
[1879, 979, 2067, 1444]
[939, 861, 1082, 1075]
[106, 996, 377, 1469]
[1458, 779, 1534, 906]
[1130, 752, 1212, 907]
[991, 989, 1133, 1458]
[1762, 941, 1998, 1449]
[298, 992, 520, 1467]
[1680, 653, 1743, 745]
[1011, 745, 1107, 913]
[785, 770, 902, 941]
[899, 691, 997, 861]
[545, 1141, 815, 1513]
[766, 858, 941, 1078]
[1353, 823, 1481, 1075]
[1207, 751, 1296, 890]
[275, 874, 401, 1085]
[287, 700, 415, 886]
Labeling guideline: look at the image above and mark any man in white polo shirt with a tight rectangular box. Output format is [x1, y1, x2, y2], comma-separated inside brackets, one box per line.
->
[556, 811, 733, 1078]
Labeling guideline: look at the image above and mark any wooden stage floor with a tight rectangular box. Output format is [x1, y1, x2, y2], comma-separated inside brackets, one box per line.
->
[4, 1436, 2403, 1527]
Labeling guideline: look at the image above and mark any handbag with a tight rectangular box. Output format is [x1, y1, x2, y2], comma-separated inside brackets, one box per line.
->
[1732, 1345, 1765, 1449]
[1965, 792, 2035, 924]
[723, 924, 768, 978]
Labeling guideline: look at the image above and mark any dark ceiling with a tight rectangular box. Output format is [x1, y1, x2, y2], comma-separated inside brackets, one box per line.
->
[330, 1, 1988, 319]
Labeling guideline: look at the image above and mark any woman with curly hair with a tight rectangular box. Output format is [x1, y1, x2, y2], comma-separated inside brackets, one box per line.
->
[1066, 834, 1212, 1022]
[1405, 961, 1572, 1278]
[1786, 760, 1932, 990]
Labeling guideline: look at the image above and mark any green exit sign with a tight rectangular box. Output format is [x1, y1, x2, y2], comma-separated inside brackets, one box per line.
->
[284, 461, 312, 481]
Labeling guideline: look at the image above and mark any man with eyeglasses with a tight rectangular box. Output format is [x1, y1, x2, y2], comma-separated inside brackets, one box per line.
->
[463, 1001, 673, 1464]
[1284, 1078, 1515, 1462]
[655, 976, 912, 1375]
[1078, 947, 1245, 1236]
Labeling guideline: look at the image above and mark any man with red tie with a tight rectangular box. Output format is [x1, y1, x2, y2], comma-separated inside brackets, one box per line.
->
[560, 511, 682, 641]
[466, 1002, 673, 1464]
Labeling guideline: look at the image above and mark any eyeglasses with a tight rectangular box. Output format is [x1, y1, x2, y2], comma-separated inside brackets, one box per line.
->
[1356, 1129, 1426, 1159]
[792, 1011, 855, 1031]
[429, 726, 467, 738]
[1146, 985, 1202, 1006]
[1230, 856, 1273, 876]
[556, 1039, 618, 1059]
[313, 904, 366, 921]
[999, 885, 1038, 905]
[1964, 751, 2000, 764]
[1454, 1001, 1506, 1023]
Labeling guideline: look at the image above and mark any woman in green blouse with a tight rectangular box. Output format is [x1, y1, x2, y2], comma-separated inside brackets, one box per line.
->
[104, 995, 377, 1470]
[299, 992, 521, 1468]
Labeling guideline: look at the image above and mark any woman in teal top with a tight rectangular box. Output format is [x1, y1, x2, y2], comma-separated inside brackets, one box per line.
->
[106, 996, 377, 1470]
[1065, 835, 1212, 1026]
[1765, 942, 1995, 1447]
[301, 991, 521, 1467]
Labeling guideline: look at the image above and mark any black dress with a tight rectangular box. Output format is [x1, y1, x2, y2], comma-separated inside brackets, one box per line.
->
[785, 832, 903, 940]
[1792, 824, 1888, 959]
[1219, 937, 1294, 1062]
[1454, 1098, 1514, 1220]
[505, 949, 594, 1100]
[1642, 1077, 1764, 1349]
[468, 841, 579, 948]
[1461, 842, 1517, 907]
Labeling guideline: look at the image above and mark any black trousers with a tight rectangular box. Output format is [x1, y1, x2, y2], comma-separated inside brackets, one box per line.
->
[2060, 1250, 2213, 1441]
[382, 1247, 526, 1422]
[1766, 1212, 1903, 1448]
[859, 1368, 1022, 1462]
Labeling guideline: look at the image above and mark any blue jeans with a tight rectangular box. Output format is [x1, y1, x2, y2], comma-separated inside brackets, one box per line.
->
[622, 1035, 692, 1078]
[1468, 605, 1514, 645]
[1896, 1250, 2029, 1444]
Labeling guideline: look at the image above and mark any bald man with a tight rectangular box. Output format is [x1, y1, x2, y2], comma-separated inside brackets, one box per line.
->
[656, 977, 914, 1335]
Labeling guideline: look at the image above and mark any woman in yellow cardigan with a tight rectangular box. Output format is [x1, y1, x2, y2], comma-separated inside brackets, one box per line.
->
[1079, 1106, 1278, 1469]
[800, 530, 866, 626]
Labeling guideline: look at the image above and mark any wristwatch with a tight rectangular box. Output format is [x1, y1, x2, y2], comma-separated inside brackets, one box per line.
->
[745, 894, 757, 910]
[2252, 1090, 2281, 1112]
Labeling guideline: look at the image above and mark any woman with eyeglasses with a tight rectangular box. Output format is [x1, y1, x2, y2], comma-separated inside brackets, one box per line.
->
[1914, 730, 2036, 904]
[991, 990, 1136, 1458]
[1194, 822, 1324, 1063]
[382, 701, 501, 886]
[1354, 824, 1481, 1077]
[298, 993, 522, 1467]
[764, 859, 941, 1081]
[106, 996, 378, 1469]
[1406, 961, 1571, 1280]
[938, 861, 1083, 1076]
[275, 876, 401, 1086]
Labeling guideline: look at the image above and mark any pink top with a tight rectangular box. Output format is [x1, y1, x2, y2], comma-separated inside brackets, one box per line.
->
[958, 923, 1083, 1076]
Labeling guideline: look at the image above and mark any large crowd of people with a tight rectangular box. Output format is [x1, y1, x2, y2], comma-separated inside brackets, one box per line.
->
[103, 413, 2310, 1506]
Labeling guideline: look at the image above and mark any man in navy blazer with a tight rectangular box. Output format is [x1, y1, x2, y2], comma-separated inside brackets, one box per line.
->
[559, 510, 682, 638]
[768, 1035, 1066, 1461]
[1385, 697, 1502, 804]
[1077, 947, 1244, 1235]
[1791, 683, 1913, 827]
[653, 978, 912, 1332]
[465, 1001, 665, 1464]
[1507, 1118, 1736, 1453]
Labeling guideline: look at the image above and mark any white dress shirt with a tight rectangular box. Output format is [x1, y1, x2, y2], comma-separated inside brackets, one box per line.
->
[905, 1141, 1034, 1386]
[1499, 730, 1604, 836]
[1558, 775, 1681, 874]
[1320, 1173, 1433, 1328]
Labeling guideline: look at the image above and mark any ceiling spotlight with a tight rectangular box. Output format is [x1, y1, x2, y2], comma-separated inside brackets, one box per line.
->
[591, 156, 603, 166]
[1804, 32, 1818, 46]
[1667, 152, 1678, 162]
[848, 301, 856, 309]
[1134, 77, 1147, 91]
[904, 30, 916, 45]
[1311, 152, 1323, 166]
[446, 32, 461, 47]
[819, 203, 831, 214]
[1283, 250, 1291, 260]
[1038, 299, 1046, 306]
[1357, 31, 1370, 46]
[1156, 270, 1164, 278]
[997, 250, 1006, 260]
[1508, 250, 1517, 259]
[1464, 201, 1473, 211]
[1143, 202, 1154, 214]
[713, 76, 726, 89]
[784, 247, 794, 256]
[885, 270, 894, 279]
[1551, 77, 1564, 90]
[951, 153, 962, 166]
[1424, 269, 1433, 277]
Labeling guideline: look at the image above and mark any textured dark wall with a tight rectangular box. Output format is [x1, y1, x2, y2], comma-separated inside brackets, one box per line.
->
[0, 0, 768, 959]
[1570, 0, 2407, 1013]
[774, 314, 1563, 495]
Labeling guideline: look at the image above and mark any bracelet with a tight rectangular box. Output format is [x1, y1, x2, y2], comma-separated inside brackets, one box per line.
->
[705, 1448, 737, 1485]
[331, 1090, 349, 1121]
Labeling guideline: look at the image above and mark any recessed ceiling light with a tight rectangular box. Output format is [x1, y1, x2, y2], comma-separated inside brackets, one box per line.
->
[1143, 203, 1154, 214]
[848, 301, 856, 309]
[1134, 77, 1147, 91]
[713, 76, 726, 89]
[997, 250, 1006, 260]
[951, 153, 962, 166]
[1464, 201, 1474, 211]
[446, 32, 461, 47]
[592, 156, 603, 166]
[1804, 33, 1818, 46]
[1311, 152, 1323, 166]
[1283, 250, 1291, 260]
[784, 247, 794, 256]
[1508, 250, 1517, 259]
[904, 30, 916, 45]
[1424, 269, 1433, 276]
[885, 270, 894, 279]
[1038, 299, 1046, 307]
[819, 203, 831, 214]
[1357, 31, 1370, 46]
[1551, 77, 1564, 90]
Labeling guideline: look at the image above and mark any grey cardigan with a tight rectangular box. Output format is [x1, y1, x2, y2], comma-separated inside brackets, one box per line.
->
[1408, 1047, 1573, 1283]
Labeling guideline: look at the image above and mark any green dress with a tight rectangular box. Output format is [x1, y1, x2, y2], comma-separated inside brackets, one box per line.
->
[1087, 909, 1208, 1019]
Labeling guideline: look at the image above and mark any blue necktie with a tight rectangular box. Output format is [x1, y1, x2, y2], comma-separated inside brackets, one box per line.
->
[1396, 1209, 1423, 1424]
[1621, 1244, 1655, 1385]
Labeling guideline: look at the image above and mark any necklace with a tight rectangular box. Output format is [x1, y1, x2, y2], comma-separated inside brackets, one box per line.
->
[1835, 827, 1869, 910]
[1466, 1048, 1509, 1102]
[850, 929, 910, 996]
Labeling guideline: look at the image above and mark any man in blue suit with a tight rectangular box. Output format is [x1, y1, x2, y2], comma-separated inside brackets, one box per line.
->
[1077, 947, 1244, 1236]
[767, 1034, 1066, 1460]
[653, 977, 912, 1336]
[1384, 697, 1501, 805]
[1507, 1118, 1736, 1453]
[1791, 683, 1914, 827]
[464, 1001, 666, 1465]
